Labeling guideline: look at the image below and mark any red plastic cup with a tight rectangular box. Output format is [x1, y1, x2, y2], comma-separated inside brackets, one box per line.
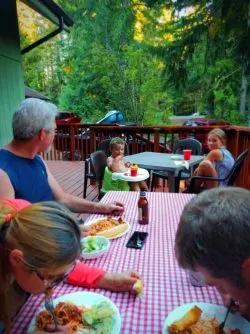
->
[130, 167, 138, 176]
[183, 149, 192, 161]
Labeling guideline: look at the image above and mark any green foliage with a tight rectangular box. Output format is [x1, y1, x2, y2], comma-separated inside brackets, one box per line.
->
[19, 0, 250, 126]
[58, 0, 170, 124]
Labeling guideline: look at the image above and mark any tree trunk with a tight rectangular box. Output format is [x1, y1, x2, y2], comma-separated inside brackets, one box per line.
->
[207, 93, 214, 117]
[248, 89, 250, 127]
[239, 66, 247, 114]
[242, 0, 250, 118]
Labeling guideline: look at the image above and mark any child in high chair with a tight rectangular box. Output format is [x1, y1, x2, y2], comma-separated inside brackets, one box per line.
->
[102, 137, 148, 192]
[193, 128, 234, 191]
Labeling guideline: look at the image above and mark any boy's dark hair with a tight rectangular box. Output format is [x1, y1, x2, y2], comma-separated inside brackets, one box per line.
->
[175, 187, 250, 287]
[109, 137, 125, 150]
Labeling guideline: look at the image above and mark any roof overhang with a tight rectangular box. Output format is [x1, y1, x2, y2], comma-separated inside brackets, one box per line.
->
[20, 0, 73, 28]
[20, 0, 73, 54]
[25, 86, 50, 101]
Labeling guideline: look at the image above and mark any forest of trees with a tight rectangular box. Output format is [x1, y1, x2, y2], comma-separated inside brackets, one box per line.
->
[18, 0, 250, 126]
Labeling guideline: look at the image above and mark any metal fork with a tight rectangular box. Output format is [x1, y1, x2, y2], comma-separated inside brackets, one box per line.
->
[217, 300, 234, 333]
[45, 294, 58, 329]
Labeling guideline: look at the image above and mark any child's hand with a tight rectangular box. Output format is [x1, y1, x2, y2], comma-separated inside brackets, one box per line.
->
[96, 271, 143, 294]
[125, 162, 131, 168]
[115, 154, 124, 161]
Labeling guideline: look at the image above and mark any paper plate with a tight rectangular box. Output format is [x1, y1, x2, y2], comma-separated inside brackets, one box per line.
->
[85, 218, 130, 240]
[28, 291, 121, 333]
[112, 168, 149, 182]
[163, 302, 250, 334]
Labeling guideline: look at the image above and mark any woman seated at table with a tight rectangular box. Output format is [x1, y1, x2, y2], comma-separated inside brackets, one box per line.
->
[102, 137, 148, 192]
[191, 129, 234, 191]
[0, 199, 142, 333]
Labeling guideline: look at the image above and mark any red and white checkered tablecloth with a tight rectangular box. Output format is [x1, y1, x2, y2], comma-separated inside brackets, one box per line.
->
[11, 192, 222, 334]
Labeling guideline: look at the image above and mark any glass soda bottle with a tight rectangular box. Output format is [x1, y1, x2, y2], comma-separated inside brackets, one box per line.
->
[138, 191, 149, 224]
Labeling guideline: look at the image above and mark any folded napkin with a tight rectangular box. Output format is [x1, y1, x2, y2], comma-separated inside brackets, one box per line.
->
[174, 160, 189, 170]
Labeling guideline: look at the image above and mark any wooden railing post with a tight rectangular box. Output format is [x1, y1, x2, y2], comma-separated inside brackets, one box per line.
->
[153, 128, 160, 152]
[90, 127, 96, 154]
[69, 125, 75, 161]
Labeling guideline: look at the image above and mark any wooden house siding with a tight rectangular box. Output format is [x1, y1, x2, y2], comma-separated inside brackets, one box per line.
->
[0, 0, 24, 147]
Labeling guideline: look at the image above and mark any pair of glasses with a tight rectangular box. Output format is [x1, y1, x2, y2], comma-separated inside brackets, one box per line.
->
[32, 260, 77, 288]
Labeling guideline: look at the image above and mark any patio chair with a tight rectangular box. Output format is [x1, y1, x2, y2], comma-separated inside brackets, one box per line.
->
[83, 151, 107, 199]
[151, 137, 202, 192]
[187, 149, 249, 193]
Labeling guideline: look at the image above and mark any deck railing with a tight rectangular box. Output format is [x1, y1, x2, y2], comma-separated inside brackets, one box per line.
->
[42, 124, 250, 189]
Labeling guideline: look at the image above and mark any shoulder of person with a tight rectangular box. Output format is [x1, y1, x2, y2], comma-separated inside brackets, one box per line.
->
[35, 154, 45, 163]
[207, 149, 223, 161]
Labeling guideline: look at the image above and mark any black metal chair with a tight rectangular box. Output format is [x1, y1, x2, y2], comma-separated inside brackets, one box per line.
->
[151, 137, 202, 192]
[83, 151, 107, 199]
[187, 149, 249, 193]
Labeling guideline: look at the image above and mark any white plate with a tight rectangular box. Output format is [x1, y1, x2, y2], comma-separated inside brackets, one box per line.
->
[85, 218, 130, 240]
[28, 291, 121, 333]
[112, 168, 149, 182]
[163, 302, 250, 334]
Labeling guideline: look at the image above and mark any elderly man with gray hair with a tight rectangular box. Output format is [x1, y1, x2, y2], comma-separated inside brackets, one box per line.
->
[175, 186, 250, 320]
[0, 98, 124, 222]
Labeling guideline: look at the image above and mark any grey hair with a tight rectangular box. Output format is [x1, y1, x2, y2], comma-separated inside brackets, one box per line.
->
[12, 98, 57, 140]
[175, 187, 250, 287]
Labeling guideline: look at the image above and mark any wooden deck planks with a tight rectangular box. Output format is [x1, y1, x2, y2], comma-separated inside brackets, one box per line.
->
[46, 161, 99, 201]
[46, 161, 169, 203]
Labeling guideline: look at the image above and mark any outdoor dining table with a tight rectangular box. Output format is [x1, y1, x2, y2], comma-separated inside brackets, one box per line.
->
[11, 191, 222, 334]
[123, 152, 204, 192]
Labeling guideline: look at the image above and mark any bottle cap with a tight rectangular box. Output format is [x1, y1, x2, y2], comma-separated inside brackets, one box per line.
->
[140, 191, 146, 197]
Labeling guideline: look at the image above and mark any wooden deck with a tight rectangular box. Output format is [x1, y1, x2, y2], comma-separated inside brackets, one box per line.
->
[47, 160, 99, 201]
[46, 160, 169, 203]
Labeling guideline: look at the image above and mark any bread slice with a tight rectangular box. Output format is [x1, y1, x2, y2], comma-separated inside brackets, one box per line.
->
[133, 279, 144, 295]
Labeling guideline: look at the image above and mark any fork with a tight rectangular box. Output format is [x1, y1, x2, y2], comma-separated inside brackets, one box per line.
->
[45, 294, 58, 329]
[217, 300, 234, 333]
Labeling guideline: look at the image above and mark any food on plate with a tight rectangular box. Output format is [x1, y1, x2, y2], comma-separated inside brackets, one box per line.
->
[36, 302, 86, 332]
[168, 306, 202, 333]
[35, 301, 115, 333]
[133, 279, 144, 295]
[82, 236, 108, 253]
[167, 306, 242, 334]
[190, 318, 219, 334]
[88, 216, 128, 238]
[83, 301, 115, 332]
[96, 223, 128, 238]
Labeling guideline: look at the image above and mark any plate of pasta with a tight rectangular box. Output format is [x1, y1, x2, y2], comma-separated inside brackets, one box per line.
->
[163, 303, 250, 334]
[85, 216, 130, 239]
[28, 291, 121, 333]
